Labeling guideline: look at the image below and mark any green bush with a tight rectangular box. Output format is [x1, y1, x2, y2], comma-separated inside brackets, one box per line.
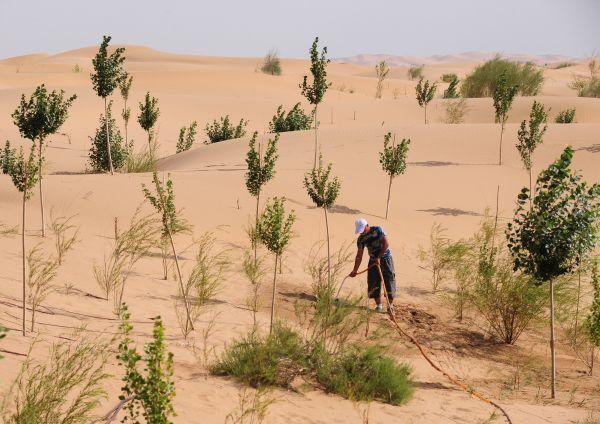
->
[211, 324, 308, 388]
[268, 103, 313, 133]
[407, 65, 423, 80]
[88, 101, 129, 172]
[316, 345, 413, 405]
[461, 57, 544, 97]
[555, 108, 576, 123]
[569, 76, 600, 98]
[205, 115, 248, 143]
[261, 50, 282, 76]
[441, 73, 457, 83]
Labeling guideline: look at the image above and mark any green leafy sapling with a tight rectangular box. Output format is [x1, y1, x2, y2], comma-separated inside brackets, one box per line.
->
[493, 71, 518, 165]
[256, 197, 296, 334]
[415, 78, 437, 124]
[443, 75, 460, 99]
[245, 131, 279, 261]
[119, 74, 133, 146]
[89, 101, 129, 172]
[506, 146, 600, 398]
[516, 100, 548, 204]
[91, 35, 126, 175]
[176, 121, 198, 153]
[300, 37, 331, 167]
[12, 84, 76, 237]
[380, 132, 410, 219]
[304, 155, 341, 288]
[117, 304, 176, 423]
[1, 140, 16, 174]
[555, 108, 576, 124]
[375, 60, 389, 99]
[142, 172, 194, 332]
[138, 92, 160, 152]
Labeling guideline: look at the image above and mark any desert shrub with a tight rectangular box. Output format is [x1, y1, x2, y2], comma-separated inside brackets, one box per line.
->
[268, 103, 313, 133]
[569, 76, 600, 98]
[50, 213, 78, 265]
[555, 108, 576, 123]
[443, 98, 469, 124]
[461, 56, 544, 97]
[418, 223, 465, 292]
[407, 65, 423, 80]
[89, 101, 129, 172]
[261, 50, 282, 76]
[2, 334, 111, 424]
[211, 323, 308, 388]
[1, 140, 16, 174]
[316, 345, 413, 405]
[176, 121, 198, 153]
[117, 304, 176, 423]
[441, 73, 457, 83]
[442, 75, 460, 99]
[205, 115, 248, 143]
[553, 62, 573, 69]
[374, 60, 389, 99]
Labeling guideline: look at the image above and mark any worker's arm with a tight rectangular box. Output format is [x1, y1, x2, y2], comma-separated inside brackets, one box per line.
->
[349, 247, 364, 277]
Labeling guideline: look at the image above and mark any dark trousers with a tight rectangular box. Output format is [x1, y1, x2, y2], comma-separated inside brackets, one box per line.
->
[367, 256, 396, 301]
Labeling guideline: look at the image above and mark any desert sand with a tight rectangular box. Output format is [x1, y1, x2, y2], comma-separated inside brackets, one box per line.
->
[0, 46, 599, 423]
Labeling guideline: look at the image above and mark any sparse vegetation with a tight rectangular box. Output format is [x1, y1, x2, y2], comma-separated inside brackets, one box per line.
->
[461, 56, 543, 97]
[407, 65, 424, 80]
[261, 49, 282, 76]
[176, 121, 198, 153]
[89, 101, 130, 172]
[268, 103, 313, 133]
[121, 141, 157, 173]
[91, 35, 126, 175]
[506, 146, 600, 398]
[300, 37, 331, 167]
[375, 60, 389, 99]
[493, 71, 518, 165]
[418, 223, 461, 293]
[555, 108, 576, 123]
[415, 78, 437, 124]
[444, 98, 469, 124]
[205, 115, 248, 143]
[379, 132, 410, 219]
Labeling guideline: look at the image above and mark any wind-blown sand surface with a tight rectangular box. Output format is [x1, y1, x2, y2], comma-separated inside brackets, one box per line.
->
[0, 46, 599, 423]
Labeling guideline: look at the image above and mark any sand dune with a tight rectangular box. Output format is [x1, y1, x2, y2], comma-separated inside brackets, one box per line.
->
[0, 45, 598, 423]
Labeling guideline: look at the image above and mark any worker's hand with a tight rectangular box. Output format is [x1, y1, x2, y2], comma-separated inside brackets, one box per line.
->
[349, 270, 358, 278]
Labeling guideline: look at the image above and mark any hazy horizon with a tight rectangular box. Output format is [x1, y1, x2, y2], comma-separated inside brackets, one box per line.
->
[1, 0, 598, 60]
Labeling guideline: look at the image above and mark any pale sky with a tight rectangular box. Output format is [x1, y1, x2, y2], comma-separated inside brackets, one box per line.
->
[0, 0, 598, 60]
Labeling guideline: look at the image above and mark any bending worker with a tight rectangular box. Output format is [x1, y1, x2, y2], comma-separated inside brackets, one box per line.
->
[349, 218, 396, 313]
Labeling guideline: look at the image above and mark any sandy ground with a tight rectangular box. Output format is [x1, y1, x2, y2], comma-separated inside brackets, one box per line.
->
[0, 46, 599, 423]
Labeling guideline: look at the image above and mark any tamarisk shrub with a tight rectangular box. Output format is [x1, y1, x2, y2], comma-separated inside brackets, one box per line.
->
[415, 78, 437, 124]
[516, 100, 548, 204]
[91, 35, 126, 175]
[246, 131, 279, 261]
[375, 60, 389, 99]
[142, 172, 195, 333]
[300, 37, 331, 167]
[379, 132, 410, 219]
[176, 121, 198, 153]
[12, 84, 76, 236]
[304, 155, 341, 288]
[8, 145, 39, 336]
[138, 92, 160, 152]
[506, 146, 599, 398]
[117, 304, 176, 423]
[492, 71, 518, 165]
[119, 74, 133, 146]
[256, 197, 295, 334]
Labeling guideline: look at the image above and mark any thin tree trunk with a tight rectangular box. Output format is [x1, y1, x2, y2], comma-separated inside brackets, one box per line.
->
[104, 97, 114, 175]
[574, 267, 582, 339]
[21, 167, 28, 337]
[30, 307, 35, 332]
[313, 105, 318, 168]
[168, 230, 194, 333]
[124, 98, 128, 146]
[254, 192, 260, 263]
[38, 140, 45, 237]
[147, 130, 152, 153]
[385, 175, 393, 219]
[424, 105, 427, 124]
[591, 346, 595, 376]
[499, 122, 505, 166]
[270, 254, 278, 335]
[550, 278, 556, 399]
[324, 208, 331, 288]
[528, 167, 533, 209]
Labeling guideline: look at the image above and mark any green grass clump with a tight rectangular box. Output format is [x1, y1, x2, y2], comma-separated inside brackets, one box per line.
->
[211, 324, 308, 388]
[555, 108, 576, 123]
[316, 345, 414, 405]
[461, 56, 544, 97]
[121, 141, 157, 173]
[269, 103, 313, 133]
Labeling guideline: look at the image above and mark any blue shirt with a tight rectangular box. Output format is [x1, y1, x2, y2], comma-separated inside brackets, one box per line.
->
[357, 226, 391, 259]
